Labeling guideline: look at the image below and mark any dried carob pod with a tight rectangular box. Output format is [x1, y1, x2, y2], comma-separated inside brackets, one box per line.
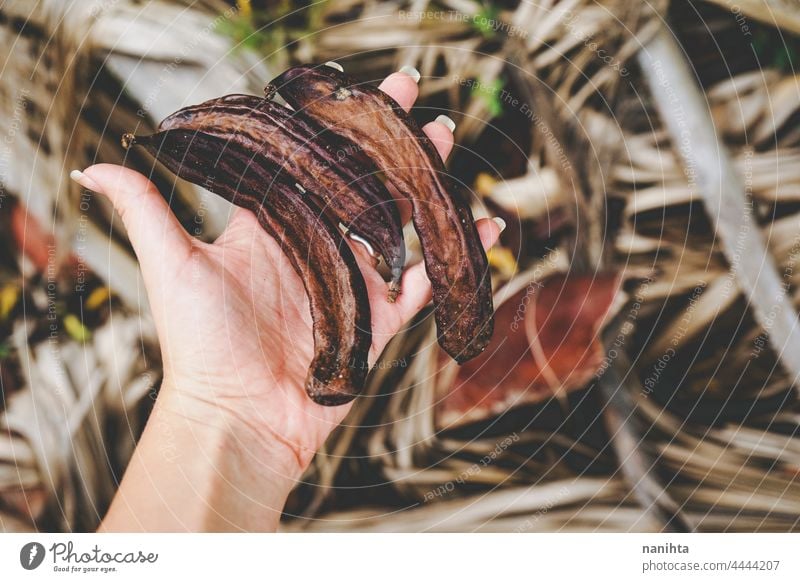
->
[270, 64, 494, 362]
[122, 129, 371, 405]
[157, 94, 406, 299]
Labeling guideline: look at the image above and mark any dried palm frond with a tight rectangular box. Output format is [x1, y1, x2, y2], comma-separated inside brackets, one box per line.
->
[0, 0, 272, 531]
[284, 477, 662, 532]
[285, 0, 800, 533]
[702, 0, 800, 35]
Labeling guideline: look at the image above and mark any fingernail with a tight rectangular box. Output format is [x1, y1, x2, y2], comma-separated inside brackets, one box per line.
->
[399, 65, 421, 83]
[70, 169, 102, 192]
[435, 114, 456, 132]
[347, 231, 379, 259]
[324, 61, 343, 72]
[492, 217, 507, 233]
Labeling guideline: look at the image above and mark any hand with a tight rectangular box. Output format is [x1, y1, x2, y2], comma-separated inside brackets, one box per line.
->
[73, 68, 502, 531]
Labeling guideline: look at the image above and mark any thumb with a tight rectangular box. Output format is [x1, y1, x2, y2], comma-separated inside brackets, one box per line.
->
[70, 164, 193, 288]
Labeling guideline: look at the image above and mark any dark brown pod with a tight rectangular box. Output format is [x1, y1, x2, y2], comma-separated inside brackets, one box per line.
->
[270, 64, 494, 363]
[122, 129, 372, 405]
[157, 93, 406, 299]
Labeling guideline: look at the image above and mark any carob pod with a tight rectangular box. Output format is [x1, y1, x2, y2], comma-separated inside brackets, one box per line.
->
[270, 64, 494, 363]
[121, 128, 371, 406]
[157, 94, 406, 299]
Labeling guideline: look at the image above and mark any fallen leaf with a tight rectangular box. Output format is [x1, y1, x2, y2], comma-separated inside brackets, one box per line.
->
[436, 272, 621, 429]
[11, 204, 54, 272]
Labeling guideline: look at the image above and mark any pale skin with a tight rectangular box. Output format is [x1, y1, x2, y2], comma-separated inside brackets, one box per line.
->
[71, 70, 502, 531]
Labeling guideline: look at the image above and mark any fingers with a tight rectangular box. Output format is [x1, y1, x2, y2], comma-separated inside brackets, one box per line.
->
[370, 66, 466, 313]
[378, 67, 420, 112]
[379, 66, 455, 162]
[422, 117, 455, 161]
[72, 164, 192, 281]
[391, 217, 505, 320]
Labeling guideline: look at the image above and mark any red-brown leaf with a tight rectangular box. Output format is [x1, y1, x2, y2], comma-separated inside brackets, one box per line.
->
[436, 273, 620, 429]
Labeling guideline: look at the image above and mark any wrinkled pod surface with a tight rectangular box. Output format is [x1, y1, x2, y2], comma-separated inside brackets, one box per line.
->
[159, 93, 406, 298]
[122, 129, 372, 405]
[270, 64, 494, 363]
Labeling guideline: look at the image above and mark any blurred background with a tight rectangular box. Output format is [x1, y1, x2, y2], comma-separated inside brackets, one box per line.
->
[1, 0, 800, 532]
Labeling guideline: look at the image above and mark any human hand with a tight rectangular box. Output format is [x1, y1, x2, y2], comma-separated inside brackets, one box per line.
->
[73, 68, 502, 530]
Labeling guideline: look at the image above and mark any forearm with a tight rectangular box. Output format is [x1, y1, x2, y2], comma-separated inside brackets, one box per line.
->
[99, 377, 302, 532]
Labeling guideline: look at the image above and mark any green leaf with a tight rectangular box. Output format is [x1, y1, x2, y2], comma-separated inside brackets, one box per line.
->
[470, 77, 506, 118]
[215, 1, 297, 56]
[471, 2, 500, 39]
[750, 27, 799, 73]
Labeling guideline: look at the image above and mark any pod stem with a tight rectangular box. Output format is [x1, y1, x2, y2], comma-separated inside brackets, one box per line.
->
[121, 133, 137, 149]
[388, 278, 401, 303]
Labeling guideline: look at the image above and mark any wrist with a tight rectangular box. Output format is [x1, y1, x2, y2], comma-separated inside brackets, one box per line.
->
[101, 375, 303, 531]
[157, 374, 308, 479]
